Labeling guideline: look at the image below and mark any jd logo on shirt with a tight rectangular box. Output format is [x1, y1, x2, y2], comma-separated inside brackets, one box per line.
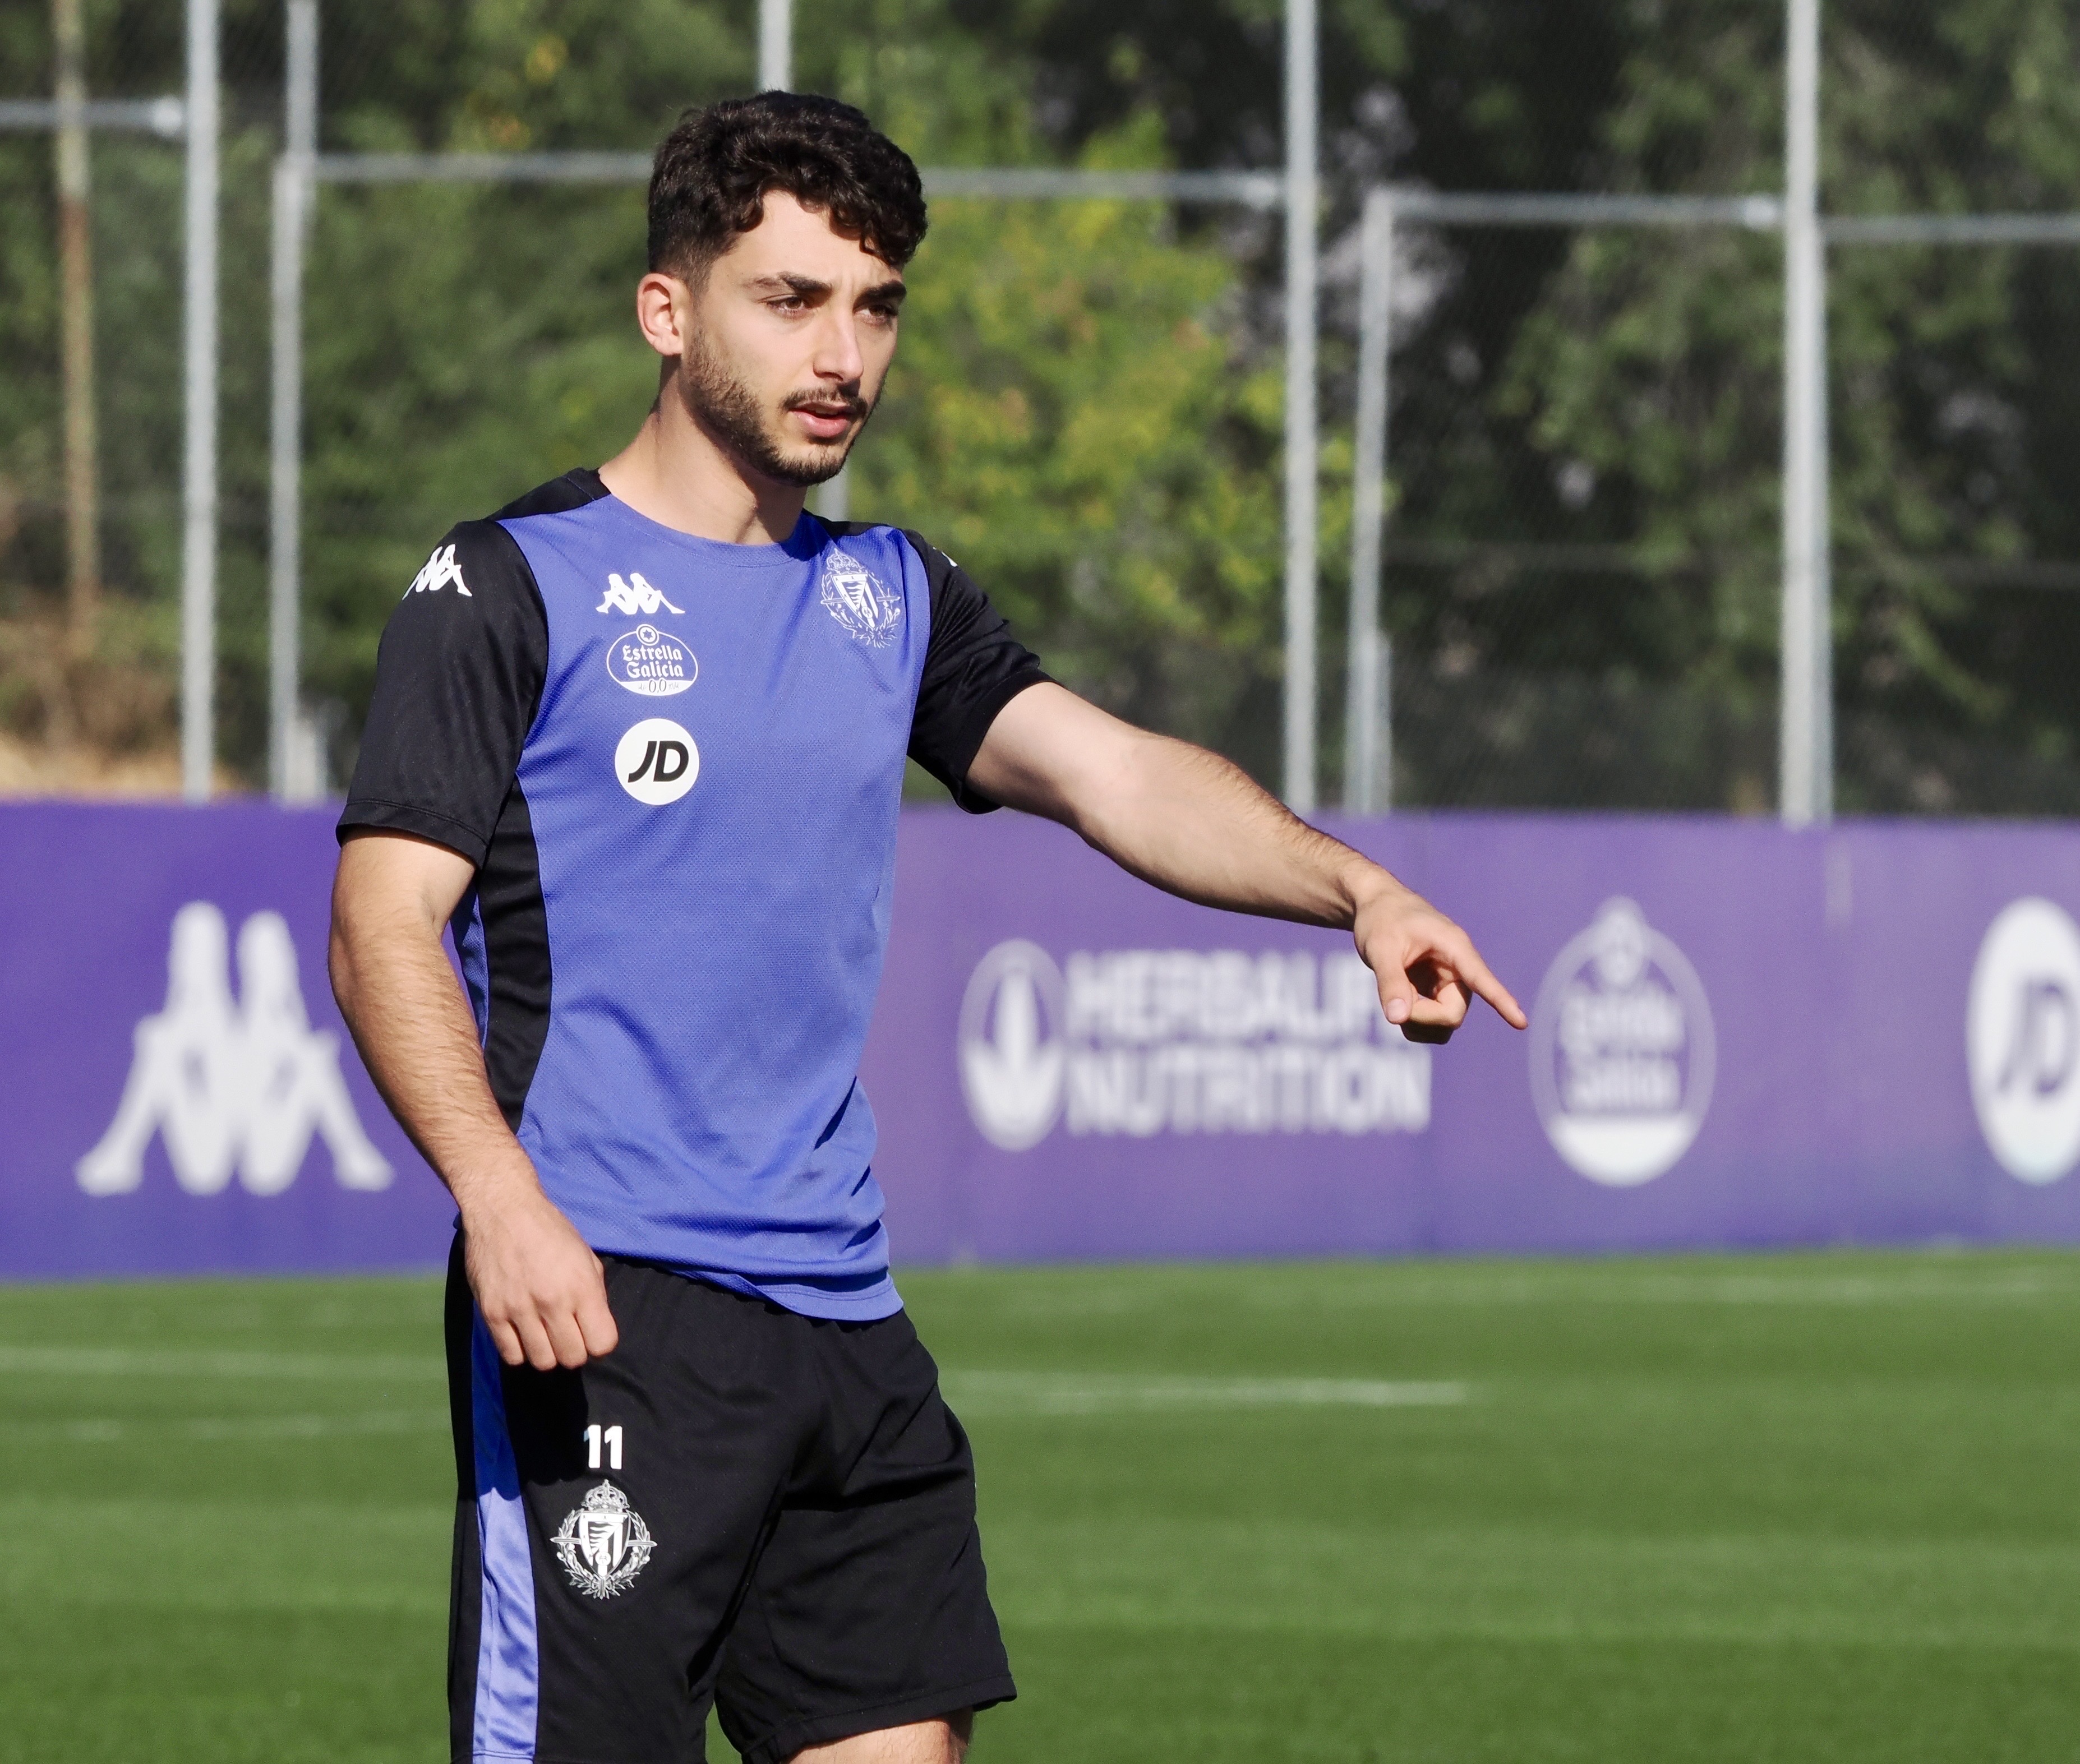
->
[615, 718, 699, 806]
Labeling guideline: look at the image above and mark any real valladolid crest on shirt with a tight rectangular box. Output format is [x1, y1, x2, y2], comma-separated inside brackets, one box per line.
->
[339, 469, 1051, 1321]
[820, 547, 903, 646]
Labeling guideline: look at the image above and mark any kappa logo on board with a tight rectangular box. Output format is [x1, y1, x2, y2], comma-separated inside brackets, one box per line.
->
[404, 543, 470, 598]
[76, 902, 393, 1198]
[615, 717, 699, 805]
[1967, 897, 2080, 1184]
[553, 1482, 656, 1599]
[957, 940, 1431, 1151]
[819, 549, 903, 647]
[1530, 898, 1714, 1187]
[597, 571, 684, 617]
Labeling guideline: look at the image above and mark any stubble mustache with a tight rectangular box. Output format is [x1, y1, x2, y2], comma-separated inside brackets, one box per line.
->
[679, 335, 877, 488]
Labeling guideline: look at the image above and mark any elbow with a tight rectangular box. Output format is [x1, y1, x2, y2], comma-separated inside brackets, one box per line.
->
[328, 915, 362, 1027]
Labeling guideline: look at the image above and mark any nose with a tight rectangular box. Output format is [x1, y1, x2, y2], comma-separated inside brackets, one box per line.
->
[813, 305, 866, 386]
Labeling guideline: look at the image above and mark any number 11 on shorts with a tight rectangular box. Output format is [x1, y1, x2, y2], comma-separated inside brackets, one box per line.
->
[585, 1423, 624, 1471]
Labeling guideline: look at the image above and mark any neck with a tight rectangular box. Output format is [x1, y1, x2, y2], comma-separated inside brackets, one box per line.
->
[597, 384, 808, 546]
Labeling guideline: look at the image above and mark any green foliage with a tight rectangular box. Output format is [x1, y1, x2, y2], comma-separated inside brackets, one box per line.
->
[10, 2, 2080, 807]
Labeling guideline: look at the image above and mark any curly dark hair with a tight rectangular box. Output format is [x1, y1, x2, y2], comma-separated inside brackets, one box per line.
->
[647, 93, 929, 283]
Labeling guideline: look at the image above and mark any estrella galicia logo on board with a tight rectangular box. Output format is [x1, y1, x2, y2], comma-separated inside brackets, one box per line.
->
[819, 548, 903, 647]
[597, 571, 684, 617]
[75, 902, 393, 1198]
[615, 717, 699, 805]
[1530, 898, 1714, 1187]
[405, 543, 469, 598]
[1967, 897, 2080, 1184]
[553, 1482, 656, 1599]
[606, 625, 697, 697]
[960, 941, 1068, 1151]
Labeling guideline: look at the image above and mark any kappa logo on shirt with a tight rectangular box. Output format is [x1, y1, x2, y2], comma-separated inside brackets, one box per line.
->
[404, 544, 470, 599]
[597, 571, 684, 617]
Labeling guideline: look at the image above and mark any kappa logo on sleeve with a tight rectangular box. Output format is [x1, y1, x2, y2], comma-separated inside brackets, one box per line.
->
[404, 543, 470, 598]
[597, 571, 684, 616]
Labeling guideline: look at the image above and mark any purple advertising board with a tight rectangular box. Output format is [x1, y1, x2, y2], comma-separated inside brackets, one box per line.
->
[6, 801, 2080, 1279]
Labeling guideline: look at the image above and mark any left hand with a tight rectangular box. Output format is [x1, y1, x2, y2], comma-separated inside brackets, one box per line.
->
[1353, 881, 1528, 1045]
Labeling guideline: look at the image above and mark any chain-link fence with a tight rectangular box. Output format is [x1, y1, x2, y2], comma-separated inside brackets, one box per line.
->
[7, 2, 2080, 815]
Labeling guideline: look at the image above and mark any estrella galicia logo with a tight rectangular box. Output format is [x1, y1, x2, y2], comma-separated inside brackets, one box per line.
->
[819, 549, 903, 647]
[959, 941, 1067, 1150]
[606, 625, 697, 698]
[1968, 897, 2080, 1184]
[597, 571, 683, 617]
[1530, 898, 1714, 1186]
[553, 1482, 656, 1599]
[615, 718, 699, 805]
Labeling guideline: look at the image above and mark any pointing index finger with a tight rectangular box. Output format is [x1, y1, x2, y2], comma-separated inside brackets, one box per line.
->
[1451, 939, 1528, 1030]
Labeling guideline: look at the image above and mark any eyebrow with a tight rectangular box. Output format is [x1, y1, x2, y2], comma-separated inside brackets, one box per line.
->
[746, 272, 908, 304]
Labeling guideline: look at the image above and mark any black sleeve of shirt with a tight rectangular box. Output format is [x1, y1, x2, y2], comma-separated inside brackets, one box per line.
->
[895, 528, 1051, 813]
[336, 518, 551, 868]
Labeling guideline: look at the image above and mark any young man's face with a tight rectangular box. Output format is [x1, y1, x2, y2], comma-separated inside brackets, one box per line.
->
[670, 191, 906, 488]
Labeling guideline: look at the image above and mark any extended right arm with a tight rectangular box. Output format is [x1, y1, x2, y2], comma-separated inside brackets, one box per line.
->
[331, 829, 617, 1371]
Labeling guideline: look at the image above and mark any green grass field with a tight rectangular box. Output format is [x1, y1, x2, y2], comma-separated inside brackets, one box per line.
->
[2, 1250, 2077, 1762]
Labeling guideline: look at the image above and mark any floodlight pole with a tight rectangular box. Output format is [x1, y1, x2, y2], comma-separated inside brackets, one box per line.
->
[759, 0, 791, 93]
[269, 0, 317, 801]
[181, 0, 219, 802]
[1779, 0, 1832, 826]
[1283, 0, 1319, 814]
[1344, 190, 1394, 814]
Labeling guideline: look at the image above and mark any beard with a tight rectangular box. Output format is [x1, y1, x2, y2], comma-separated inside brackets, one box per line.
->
[677, 332, 873, 488]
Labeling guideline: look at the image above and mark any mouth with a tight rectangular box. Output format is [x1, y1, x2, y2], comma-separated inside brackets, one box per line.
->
[785, 396, 866, 445]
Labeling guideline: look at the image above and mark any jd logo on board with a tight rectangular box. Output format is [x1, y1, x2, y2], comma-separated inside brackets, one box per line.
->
[1968, 897, 2080, 1183]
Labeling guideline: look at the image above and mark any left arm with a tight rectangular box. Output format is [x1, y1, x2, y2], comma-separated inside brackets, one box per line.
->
[966, 683, 1526, 1044]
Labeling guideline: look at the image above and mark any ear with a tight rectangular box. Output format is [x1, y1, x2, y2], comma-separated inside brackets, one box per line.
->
[635, 271, 693, 362]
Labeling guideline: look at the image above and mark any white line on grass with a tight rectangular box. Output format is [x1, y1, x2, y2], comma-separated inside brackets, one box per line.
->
[939, 1371, 1469, 1416]
[1237, 1269, 2079, 1312]
[0, 1346, 445, 1380]
[3, 1409, 450, 1444]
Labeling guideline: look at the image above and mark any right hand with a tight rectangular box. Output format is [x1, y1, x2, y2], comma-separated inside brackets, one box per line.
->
[462, 1179, 620, 1370]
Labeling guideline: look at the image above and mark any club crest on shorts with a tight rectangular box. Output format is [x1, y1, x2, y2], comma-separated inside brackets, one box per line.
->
[553, 1481, 656, 1599]
[819, 549, 902, 647]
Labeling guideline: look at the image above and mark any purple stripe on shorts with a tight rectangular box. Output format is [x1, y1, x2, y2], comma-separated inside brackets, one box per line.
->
[471, 1313, 539, 1760]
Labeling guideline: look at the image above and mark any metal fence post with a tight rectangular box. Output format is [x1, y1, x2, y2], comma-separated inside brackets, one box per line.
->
[54, 0, 101, 644]
[270, 0, 318, 801]
[1283, 0, 1318, 814]
[759, 0, 791, 93]
[1779, 0, 1832, 825]
[181, 0, 219, 802]
[1345, 190, 1394, 814]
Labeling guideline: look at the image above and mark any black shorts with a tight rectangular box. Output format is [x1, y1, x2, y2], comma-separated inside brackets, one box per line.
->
[444, 1243, 1015, 1764]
